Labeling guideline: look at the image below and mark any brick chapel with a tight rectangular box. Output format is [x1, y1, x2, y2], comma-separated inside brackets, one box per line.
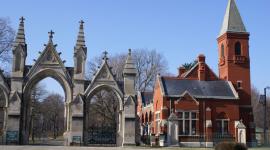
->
[137, 0, 255, 147]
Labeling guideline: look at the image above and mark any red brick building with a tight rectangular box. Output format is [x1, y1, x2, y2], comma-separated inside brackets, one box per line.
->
[137, 0, 255, 147]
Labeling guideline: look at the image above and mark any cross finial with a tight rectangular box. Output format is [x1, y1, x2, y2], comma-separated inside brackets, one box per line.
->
[20, 16, 25, 23]
[103, 51, 108, 60]
[48, 30, 54, 40]
[79, 20, 84, 25]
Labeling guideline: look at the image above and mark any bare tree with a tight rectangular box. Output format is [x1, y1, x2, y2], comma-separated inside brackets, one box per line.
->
[41, 93, 64, 139]
[86, 49, 168, 92]
[30, 83, 48, 142]
[0, 17, 15, 73]
[251, 86, 270, 129]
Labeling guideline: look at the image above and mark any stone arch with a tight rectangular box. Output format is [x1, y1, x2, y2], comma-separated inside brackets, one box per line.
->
[85, 84, 123, 110]
[20, 68, 72, 144]
[0, 84, 9, 133]
[84, 84, 124, 146]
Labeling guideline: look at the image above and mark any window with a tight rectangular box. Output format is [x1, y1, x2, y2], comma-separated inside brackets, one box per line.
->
[155, 112, 160, 133]
[221, 44, 225, 58]
[235, 42, 242, 55]
[177, 111, 198, 136]
[237, 81, 242, 89]
[216, 119, 229, 135]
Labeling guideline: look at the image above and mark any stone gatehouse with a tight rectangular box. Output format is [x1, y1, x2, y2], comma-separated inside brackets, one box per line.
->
[0, 18, 137, 146]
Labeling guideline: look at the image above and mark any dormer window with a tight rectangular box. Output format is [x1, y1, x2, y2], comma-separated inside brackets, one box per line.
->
[235, 42, 242, 55]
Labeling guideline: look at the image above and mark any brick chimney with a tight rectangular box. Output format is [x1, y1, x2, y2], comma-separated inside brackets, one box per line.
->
[198, 54, 206, 81]
[178, 66, 186, 77]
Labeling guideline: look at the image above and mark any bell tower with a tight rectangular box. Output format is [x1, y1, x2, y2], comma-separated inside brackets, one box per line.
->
[217, 0, 254, 145]
[218, 0, 250, 105]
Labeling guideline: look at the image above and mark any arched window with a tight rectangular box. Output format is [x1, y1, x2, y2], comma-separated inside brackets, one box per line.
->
[235, 42, 242, 55]
[221, 44, 225, 58]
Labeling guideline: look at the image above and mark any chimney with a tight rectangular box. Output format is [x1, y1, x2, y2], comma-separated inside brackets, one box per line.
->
[198, 54, 206, 81]
[178, 66, 186, 77]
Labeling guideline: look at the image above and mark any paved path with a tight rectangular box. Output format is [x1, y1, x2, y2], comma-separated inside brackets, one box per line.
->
[0, 146, 269, 150]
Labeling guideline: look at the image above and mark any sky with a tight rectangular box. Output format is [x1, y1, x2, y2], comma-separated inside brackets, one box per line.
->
[1, 0, 270, 96]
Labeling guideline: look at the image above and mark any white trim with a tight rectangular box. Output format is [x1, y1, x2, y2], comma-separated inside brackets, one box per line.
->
[228, 81, 239, 99]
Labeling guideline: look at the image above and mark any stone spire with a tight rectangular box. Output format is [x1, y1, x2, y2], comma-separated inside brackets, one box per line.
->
[219, 0, 247, 36]
[12, 17, 26, 50]
[123, 49, 137, 75]
[75, 20, 86, 50]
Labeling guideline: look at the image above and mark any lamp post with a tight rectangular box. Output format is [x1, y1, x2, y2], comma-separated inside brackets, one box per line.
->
[263, 86, 270, 145]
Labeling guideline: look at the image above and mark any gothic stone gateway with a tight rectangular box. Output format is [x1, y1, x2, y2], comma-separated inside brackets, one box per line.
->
[0, 18, 137, 146]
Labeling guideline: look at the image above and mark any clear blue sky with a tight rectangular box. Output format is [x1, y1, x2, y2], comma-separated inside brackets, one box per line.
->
[1, 0, 269, 96]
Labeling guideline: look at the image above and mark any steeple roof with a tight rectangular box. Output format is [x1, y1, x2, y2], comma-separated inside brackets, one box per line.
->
[123, 49, 137, 75]
[75, 20, 86, 50]
[12, 17, 26, 50]
[219, 0, 247, 36]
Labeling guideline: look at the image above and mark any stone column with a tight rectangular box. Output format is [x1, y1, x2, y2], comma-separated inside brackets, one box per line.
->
[123, 96, 136, 145]
[167, 113, 178, 146]
[68, 95, 84, 146]
[6, 92, 21, 144]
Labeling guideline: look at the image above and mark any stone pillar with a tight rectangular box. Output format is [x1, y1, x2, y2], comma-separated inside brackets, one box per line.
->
[123, 96, 136, 145]
[167, 113, 178, 146]
[69, 94, 84, 146]
[6, 92, 21, 144]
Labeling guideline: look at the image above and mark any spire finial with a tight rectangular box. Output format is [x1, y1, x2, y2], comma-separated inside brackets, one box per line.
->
[128, 49, 132, 55]
[12, 17, 26, 50]
[48, 30, 54, 39]
[103, 51, 108, 60]
[19, 16, 25, 23]
[75, 20, 86, 50]
[79, 20, 84, 25]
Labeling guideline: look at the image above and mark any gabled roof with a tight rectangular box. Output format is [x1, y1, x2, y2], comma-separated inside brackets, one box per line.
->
[182, 62, 218, 80]
[26, 32, 72, 81]
[219, 0, 247, 36]
[179, 91, 199, 105]
[139, 91, 153, 106]
[159, 77, 238, 100]
[84, 57, 123, 97]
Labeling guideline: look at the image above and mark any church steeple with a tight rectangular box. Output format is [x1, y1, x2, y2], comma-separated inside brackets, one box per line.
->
[12, 17, 26, 51]
[219, 0, 247, 36]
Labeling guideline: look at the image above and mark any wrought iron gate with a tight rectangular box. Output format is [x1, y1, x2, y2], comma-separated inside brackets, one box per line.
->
[87, 126, 116, 146]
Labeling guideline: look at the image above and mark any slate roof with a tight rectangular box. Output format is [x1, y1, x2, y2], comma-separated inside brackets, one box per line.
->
[141, 91, 153, 106]
[160, 77, 238, 99]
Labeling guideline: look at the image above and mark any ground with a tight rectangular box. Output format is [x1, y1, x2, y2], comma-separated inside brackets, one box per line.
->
[0, 146, 269, 150]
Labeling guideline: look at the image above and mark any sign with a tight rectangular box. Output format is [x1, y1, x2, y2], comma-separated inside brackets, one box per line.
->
[6, 131, 18, 144]
[72, 136, 81, 144]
